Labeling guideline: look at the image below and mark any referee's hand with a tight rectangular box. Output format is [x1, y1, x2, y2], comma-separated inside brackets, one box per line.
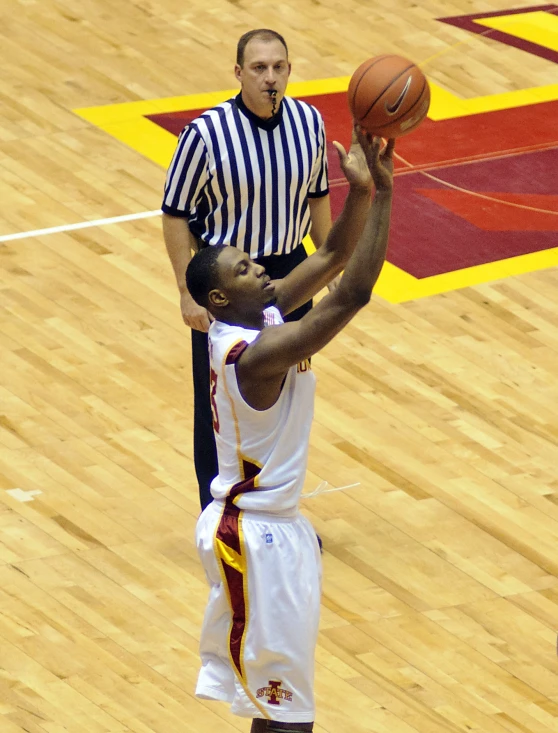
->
[180, 290, 212, 332]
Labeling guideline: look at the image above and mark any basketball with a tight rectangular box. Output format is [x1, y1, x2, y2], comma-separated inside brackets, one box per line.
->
[348, 55, 430, 138]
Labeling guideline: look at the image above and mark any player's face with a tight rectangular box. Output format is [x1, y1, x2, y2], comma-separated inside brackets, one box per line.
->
[214, 248, 276, 314]
[235, 39, 291, 119]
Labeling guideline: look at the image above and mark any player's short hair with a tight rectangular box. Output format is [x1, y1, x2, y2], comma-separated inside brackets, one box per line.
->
[236, 29, 289, 67]
[186, 245, 227, 309]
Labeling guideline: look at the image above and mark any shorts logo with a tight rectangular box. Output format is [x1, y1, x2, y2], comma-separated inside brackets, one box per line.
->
[256, 679, 293, 705]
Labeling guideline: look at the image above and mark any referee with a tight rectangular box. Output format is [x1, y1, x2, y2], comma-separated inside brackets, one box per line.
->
[162, 28, 332, 510]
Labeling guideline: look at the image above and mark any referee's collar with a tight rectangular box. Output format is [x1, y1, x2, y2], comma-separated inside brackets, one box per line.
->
[235, 93, 283, 130]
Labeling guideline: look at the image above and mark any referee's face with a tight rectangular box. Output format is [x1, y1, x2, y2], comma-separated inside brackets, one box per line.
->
[235, 39, 291, 120]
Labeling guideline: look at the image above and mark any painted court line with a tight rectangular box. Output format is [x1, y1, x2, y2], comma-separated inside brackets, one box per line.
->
[0, 209, 162, 243]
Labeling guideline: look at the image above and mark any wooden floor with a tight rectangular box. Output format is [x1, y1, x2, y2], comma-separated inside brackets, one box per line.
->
[2, 1, 558, 732]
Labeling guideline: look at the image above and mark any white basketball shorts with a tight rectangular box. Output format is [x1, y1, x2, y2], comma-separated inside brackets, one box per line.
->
[195, 499, 322, 723]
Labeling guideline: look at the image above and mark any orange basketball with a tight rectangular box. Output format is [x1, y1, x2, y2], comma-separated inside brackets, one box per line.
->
[348, 55, 430, 138]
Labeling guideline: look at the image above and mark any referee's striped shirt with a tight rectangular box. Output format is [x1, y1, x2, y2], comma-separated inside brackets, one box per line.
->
[162, 94, 329, 259]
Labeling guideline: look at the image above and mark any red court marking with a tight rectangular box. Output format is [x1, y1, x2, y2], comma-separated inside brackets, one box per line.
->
[416, 189, 558, 231]
[327, 141, 558, 188]
[438, 5, 558, 65]
[147, 91, 558, 279]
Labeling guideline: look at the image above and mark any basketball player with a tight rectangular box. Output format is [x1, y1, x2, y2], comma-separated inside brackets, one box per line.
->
[187, 127, 394, 732]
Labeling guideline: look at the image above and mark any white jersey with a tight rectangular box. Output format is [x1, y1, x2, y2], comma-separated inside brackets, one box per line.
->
[207, 306, 316, 515]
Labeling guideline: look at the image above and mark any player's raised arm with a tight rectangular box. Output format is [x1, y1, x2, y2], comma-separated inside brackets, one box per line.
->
[236, 135, 394, 408]
[272, 127, 376, 317]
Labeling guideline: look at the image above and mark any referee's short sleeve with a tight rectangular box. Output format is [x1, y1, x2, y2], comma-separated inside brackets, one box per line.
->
[308, 113, 329, 199]
[162, 125, 209, 217]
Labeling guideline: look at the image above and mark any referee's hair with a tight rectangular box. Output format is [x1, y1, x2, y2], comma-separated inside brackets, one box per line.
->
[236, 29, 288, 67]
[186, 245, 227, 309]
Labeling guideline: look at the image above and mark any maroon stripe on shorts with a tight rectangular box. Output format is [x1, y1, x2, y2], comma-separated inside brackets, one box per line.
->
[221, 559, 246, 678]
[216, 503, 247, 679]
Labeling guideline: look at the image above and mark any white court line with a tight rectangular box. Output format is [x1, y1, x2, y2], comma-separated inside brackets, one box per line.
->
[302, 481, 361, 499]
[0, 209, 162, 243]
[6, 488, 43, 502]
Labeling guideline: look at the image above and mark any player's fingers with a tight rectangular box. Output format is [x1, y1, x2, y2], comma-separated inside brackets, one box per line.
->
[355, 125, 371, 149]
[371, 136, 382, 160]
[332, 141, 347, 164]
[384, 138, 396, 158]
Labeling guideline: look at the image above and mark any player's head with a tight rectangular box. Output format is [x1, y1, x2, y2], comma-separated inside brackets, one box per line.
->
[235, 29, 291, 119]
[186, 245, 276, 321]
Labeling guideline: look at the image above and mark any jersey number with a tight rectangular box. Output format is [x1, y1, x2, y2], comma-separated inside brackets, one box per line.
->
[209, 367, 220, 434]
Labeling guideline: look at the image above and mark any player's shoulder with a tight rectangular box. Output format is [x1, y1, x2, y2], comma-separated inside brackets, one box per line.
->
[209, 319, 259, 365]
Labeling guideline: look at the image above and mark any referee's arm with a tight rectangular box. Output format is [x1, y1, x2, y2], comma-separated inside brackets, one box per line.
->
[307, 113, 332, 257]
[162, 126, 211, 331]
[308, 194, 332, 250]
[162, 215, 210, 331]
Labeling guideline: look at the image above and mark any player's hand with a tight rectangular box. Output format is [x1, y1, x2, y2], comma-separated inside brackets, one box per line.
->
[180, 290, 212, 331]
[332, 126, 374, 193]
[357, 128, 395, 192]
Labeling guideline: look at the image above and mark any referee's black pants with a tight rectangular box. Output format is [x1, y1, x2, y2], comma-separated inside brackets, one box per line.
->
[191, 244, 313, 510]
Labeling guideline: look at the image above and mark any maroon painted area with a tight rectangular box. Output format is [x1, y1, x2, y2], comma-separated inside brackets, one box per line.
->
[385, 148, 558, 278]
[147, 109, 208, 137]
[416, 190, 558, 231]
[438, 5, 558, 64]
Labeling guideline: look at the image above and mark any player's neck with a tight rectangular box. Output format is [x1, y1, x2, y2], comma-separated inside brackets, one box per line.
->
[220, 311, 265, 330]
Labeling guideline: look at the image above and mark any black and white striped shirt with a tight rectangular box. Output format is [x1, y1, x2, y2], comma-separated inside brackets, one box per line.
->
[162, 94, 329, 259]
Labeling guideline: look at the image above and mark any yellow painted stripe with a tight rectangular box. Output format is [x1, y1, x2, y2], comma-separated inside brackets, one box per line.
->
[428, 83, 558, 120]
[373, 248, 558, 304]
[476, 10, 558, 53]
[73, 76, 351, 125]
[96, 118, 179, 169]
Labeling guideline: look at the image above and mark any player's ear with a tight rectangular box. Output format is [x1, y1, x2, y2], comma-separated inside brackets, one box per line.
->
[209, 289, 228, 309]
[234, 64, 242, 83]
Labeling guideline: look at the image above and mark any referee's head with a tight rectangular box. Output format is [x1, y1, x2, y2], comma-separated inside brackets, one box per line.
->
[236, 30, 288, 67]
[235, 29, 291, 121]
